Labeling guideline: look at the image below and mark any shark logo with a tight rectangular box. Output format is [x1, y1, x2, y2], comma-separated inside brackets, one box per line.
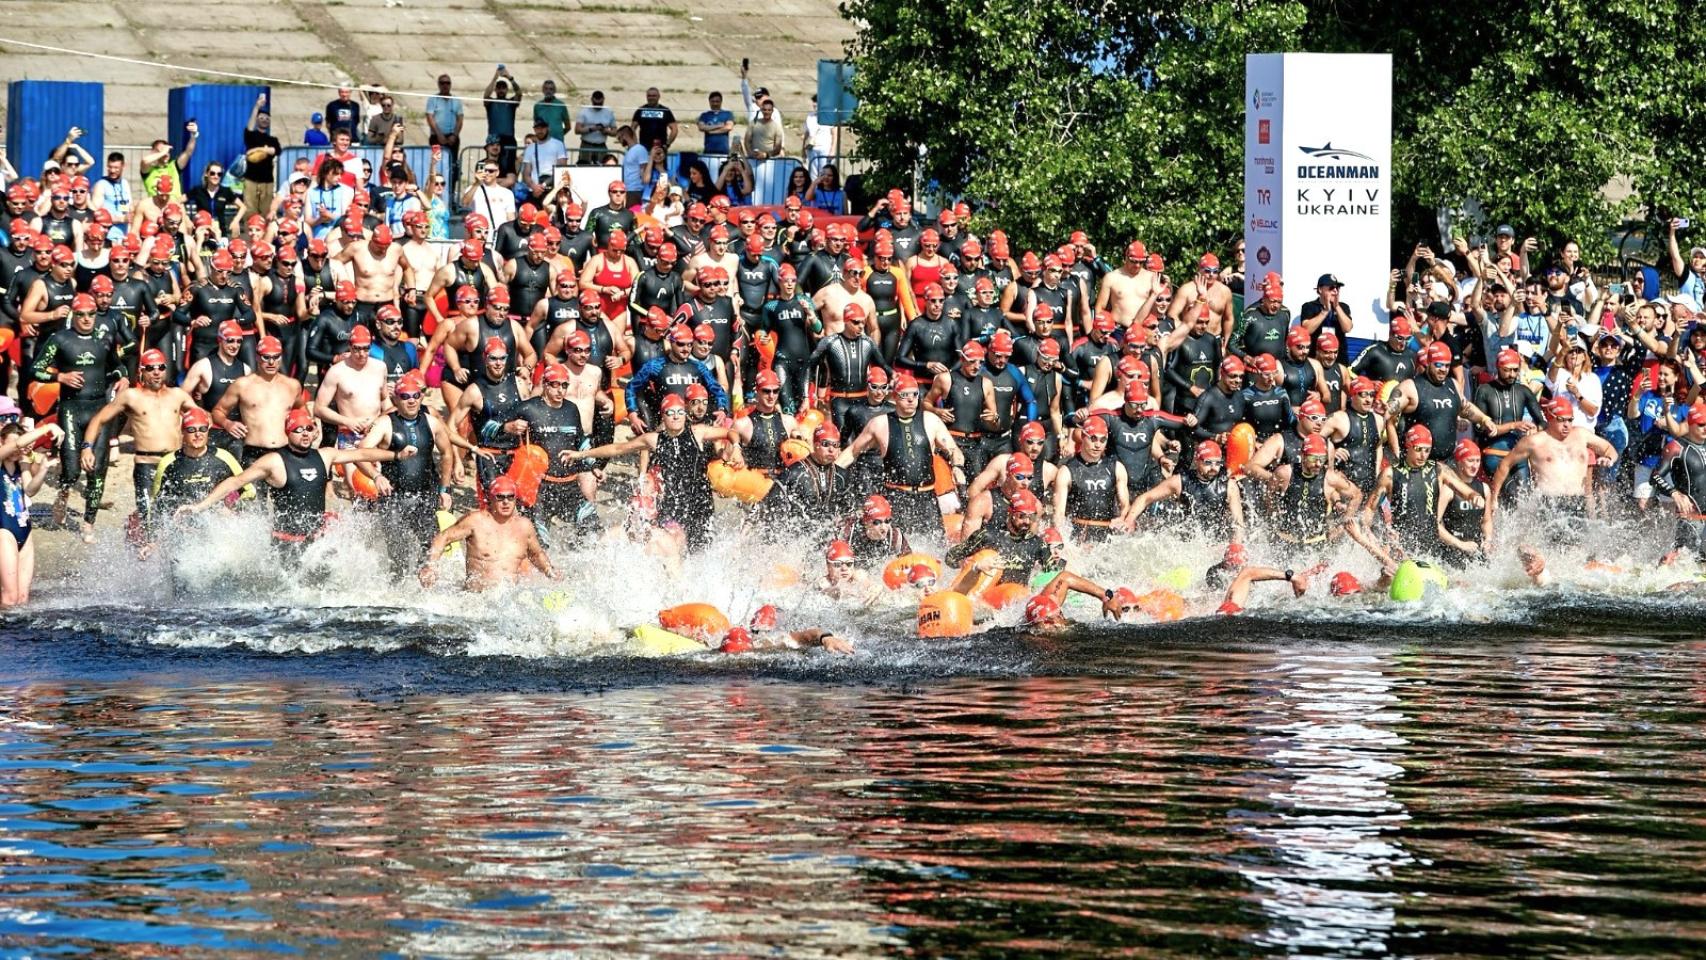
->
[1298, 143, 1376, 162]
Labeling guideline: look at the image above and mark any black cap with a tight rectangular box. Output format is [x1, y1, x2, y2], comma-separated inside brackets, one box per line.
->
[1494, 223, 1515, 237]
[1425, 301, 1452, 319]
[1317, 273, 1342, 288]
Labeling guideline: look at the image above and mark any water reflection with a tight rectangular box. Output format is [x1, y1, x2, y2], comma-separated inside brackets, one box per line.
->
[1233, 654, 1411, 956]
[1, 637, 1704, 957]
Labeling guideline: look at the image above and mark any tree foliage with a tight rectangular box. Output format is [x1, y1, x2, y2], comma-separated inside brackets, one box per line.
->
[842, 0, 1706, 266]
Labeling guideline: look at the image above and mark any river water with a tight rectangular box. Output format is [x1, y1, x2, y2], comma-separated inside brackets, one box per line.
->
[4, 594, 1706, 957]
[3, 514, 1706, 956]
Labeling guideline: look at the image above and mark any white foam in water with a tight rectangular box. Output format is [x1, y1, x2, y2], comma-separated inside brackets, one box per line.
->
[28, 494, 1706, 661]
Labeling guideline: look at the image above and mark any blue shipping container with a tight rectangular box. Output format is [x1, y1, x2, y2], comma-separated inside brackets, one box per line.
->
[6, 80, 104, 180]
[167, 84, 269, 187]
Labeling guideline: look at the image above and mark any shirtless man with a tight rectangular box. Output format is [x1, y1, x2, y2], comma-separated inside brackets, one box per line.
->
[555, 329, 612, 437]
[332, 223, 403, 327]
[813, 254, 875, 338]
[420, 476, 559, 590]
[395, 210, 440, 340]
[683, 227, 739, 294]
[1168, 252, 1238, 345]
[1489, 395, 1617, 540]
[314, 325, 388, 446]
[212, 336, 307, 467]
[78, 347, 197, 531]
[1095, 240, 1162, 327]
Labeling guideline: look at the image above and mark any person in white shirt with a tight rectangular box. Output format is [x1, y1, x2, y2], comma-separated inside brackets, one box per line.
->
[803, 95, 836, 176]
[739, 64, 783, 127]
[461, 155, 517, 227]
[520, 118, 568, 205]
[1547, 337, 1602, 429]
[89, 152, 133, 239]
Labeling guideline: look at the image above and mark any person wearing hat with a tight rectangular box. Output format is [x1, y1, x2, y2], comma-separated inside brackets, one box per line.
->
[836, 370, 963, 538]
[18, 244, 79, 375]
[1468, 347, 1546, 482]
[212, 336, 306, 468]
[1118, 438, 1246, 542]
[763, 422, 856, 533]
[145, 407, 246, 548]
[1051, 412, 1129, 541]
[1233, 272, 1292, 360]
[926, 340, 1000, 479]
[1350, 311, 1419, 384]
[314, 324, 387, 448]
[181, 408, 415, 561]
[447, 334, 532, 500]
[1488, 395, 1618, 541]
[751, 264, 818, 413]
[1298, 272, 1354, 342]
[332, 223, 405, 329]
[947, 485, 1127, 616]
[1364, 424, 1485, 558]
[1437, 439, 1492, 563]
[1165, 252, 1235, 344]
[35, 293, 126, 540]
[75, 347, 198, 535]
[421, 239, 501, 344]
[1388, 341, 1500, 462]
[520, 117, 569, 207]
[728, 369, 796, 475]
[624, 321, 728, 431]
[422, 472, 560, 590]
[181, 320, 253, 454]
[571, 393, 738, 551]
[515, 361, 599, 541]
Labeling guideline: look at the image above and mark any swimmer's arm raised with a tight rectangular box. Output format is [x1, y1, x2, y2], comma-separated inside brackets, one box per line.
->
[184, 457, 279, 514]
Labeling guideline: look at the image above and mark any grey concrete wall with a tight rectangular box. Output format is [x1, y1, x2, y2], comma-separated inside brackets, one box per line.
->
[0, 0, 853, 152]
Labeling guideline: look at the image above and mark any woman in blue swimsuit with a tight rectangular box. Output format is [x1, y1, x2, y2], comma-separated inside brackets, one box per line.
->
[0, 421, 60, 607]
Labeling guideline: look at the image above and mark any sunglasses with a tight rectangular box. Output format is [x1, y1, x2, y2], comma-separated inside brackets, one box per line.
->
[491, 493, 517, 501]
[757, 388, 780, 395]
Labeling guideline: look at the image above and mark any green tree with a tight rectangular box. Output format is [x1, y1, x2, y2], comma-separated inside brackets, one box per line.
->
[842, 0, 1706, 270]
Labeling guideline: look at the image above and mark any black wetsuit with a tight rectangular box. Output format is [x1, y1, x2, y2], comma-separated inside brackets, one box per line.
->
[271, 445, 330, 554]
[809, 334, 886, 434]
[1653, 438, 1706, 558]
[896, 314, 959, 378]
[1234, 306, 1292, 359]
[1276, 468, 1331, 547]
[518, 396, 589, 532]
[470, 370, 525, 495]
[1166, 334, 1222, 416]
[198, 352, 250, 457]
[945, 523, 1050, 585]
[1388, 460, 1440, 555]
[1064, 453, 1119, 542]
[881, 410, 939, 538]
[1177, 471, 1235, 540]
[741, 410, 788, 476]
[378, 410, 441, 575]
[1340, 408, 1383, 493]
[1279, 355, 1317, 407]
[654, 426, 715, 550]
[1241, 386, 1294, 445]
[1406, 375, 1462, 461]
[1441, 475, 1487, 563]
[755, 294, 816, 413]
[35, 324, 123, 525]
[183, 280, 254, 366]
[1352, 343, 1418, 384]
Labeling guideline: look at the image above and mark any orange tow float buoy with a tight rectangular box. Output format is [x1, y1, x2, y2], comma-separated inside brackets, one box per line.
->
[916, 590, 973, 638]
[1226, 422, 1256, 477]
[980, 581, 1029, 610]
[706, 459, 774, 503]
[659, 603, 731, 642]
[503, 444, 549, 507]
